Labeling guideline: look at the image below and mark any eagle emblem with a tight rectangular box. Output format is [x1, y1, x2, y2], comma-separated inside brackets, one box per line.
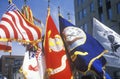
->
[62, 26, 86, 51]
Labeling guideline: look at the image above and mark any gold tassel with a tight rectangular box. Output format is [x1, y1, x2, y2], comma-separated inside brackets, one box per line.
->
[21, 5, 34, 24]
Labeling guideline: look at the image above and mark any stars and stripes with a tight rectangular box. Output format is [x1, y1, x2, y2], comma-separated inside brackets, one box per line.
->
[0, 3, 41, 43]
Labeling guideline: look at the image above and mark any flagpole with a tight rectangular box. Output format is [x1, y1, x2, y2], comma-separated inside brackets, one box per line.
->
[7, 1, 12, 78]
[58, 6, 76, 78]
[58, 6, 60, 14]
[48, 0, 50, 8]
[45, 0, 50, 20]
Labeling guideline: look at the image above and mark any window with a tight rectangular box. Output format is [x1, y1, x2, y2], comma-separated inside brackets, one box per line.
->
[90, 2, 94, 12]
[98, 0, 102, 7]
[106, 0, 110, 2]
[77, 0, 81, 6]
[77, 0, 85, 6]
[78, 8, 87, 20]
[107, 8, 112, 19]
[81, 0, 85, 3]
[84, 23, 88, 32]
[117, 2, 120, 14]
[81, 24, 88, 32]
[80, 25, 83, 29]
[14, 59, 21, 65]
[100, 13, 104, 22]
[78, 11, 83, 20]
[83, 8, 87, 17]
[106, 0, 111, 9]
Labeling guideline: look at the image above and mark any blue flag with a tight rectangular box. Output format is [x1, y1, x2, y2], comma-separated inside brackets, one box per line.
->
[59, 15, 111, 79]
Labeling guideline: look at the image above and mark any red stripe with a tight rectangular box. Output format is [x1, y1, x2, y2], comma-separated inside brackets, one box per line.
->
[36, 48, 41, 59]
[21, 14, 41, 40]
[14, 11, 34, 41]
[0, 24, 10, 38]
[7, 11, 25, 40]
[0, 44, 11, 50]
[1, 17, 18, 39]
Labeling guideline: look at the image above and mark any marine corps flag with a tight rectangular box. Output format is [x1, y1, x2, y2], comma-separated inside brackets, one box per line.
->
[44, 9, 73, 79]
[59, 15, 111, 79]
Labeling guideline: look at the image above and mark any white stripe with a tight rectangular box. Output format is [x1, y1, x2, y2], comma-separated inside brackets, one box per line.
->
[0, 28, 7, 38]
[9, 11, 29, 40]
[17, 12, 38, 40]
[0, 21, 14, 38]
[0, 42, 11, 46]
[3, 14, 23, 40]
[51, 55, 67, 75]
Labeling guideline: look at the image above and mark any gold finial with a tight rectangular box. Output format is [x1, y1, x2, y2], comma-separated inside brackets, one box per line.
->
[8, 0, 12, 4]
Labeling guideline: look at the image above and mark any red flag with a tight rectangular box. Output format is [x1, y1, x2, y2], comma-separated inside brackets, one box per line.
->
[0, 42, 11, 52]
[0, 3, 41, 43]
[44, 9, 73, 79]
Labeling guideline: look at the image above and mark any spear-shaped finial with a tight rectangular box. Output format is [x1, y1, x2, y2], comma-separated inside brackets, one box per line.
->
[24, 0, 27, 5]
[47, 0, 50, 14]
[67, 12, 71, 21]
[58, 6, 60, 16]
[48, 0, 50, 8]
[8, 0, 12, 4]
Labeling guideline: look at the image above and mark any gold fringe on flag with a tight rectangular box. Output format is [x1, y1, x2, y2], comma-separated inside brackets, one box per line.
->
[21, 5, 34, 24]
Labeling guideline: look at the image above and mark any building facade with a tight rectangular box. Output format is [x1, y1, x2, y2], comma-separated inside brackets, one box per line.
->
[74, 0, 120, 35]
[74, 0, 120, 79]
[1, 55, 24, 79]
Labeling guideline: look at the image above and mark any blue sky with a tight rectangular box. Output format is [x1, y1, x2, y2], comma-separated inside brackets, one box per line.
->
[0, 0, 75, 56]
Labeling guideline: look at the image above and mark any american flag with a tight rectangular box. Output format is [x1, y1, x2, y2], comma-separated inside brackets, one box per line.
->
[0, 3, 42, 43]
[0, 41, 12, 52]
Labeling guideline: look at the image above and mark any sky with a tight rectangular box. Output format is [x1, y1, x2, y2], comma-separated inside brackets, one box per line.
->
[0, 0, 75, 57]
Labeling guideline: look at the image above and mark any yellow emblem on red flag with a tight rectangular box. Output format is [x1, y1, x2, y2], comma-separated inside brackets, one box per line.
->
[44, 10, 73, 79]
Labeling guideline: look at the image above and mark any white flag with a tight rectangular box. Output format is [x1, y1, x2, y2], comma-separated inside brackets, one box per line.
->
[20, 51, 41, 79]
[36, 47, 46, 79]
[93, 18, 120, 67]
